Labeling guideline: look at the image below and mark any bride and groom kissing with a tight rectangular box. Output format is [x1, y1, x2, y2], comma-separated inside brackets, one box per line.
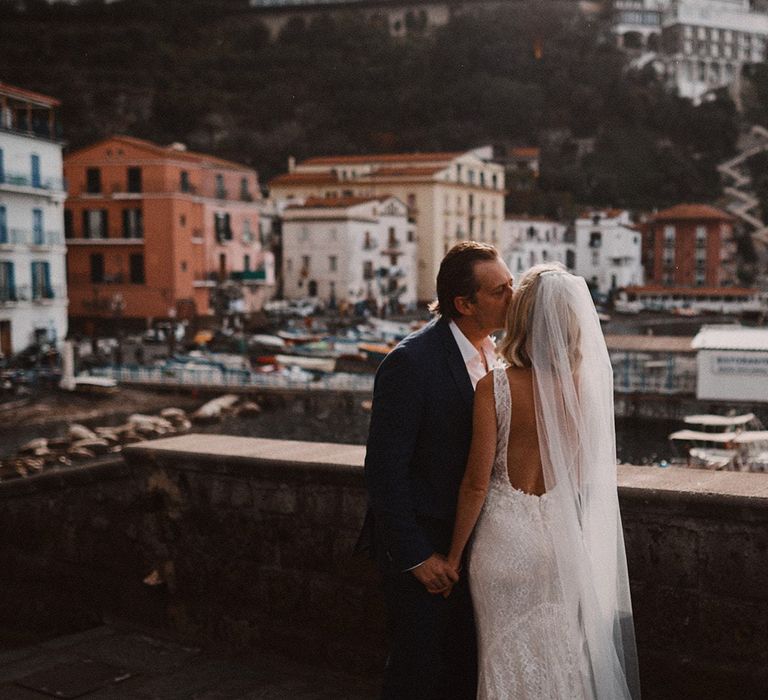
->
[359, 242, 641, 700]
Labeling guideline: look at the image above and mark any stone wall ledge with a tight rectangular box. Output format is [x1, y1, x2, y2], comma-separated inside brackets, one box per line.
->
[2, 433, 767, 698]
[3, 434, 766, 513]
[123, 434, 365, 483]
[121, 433, 768, 514]
[0, 455, 129, 498]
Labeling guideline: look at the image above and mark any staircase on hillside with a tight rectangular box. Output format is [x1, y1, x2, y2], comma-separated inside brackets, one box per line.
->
[718, 125, 768, 248]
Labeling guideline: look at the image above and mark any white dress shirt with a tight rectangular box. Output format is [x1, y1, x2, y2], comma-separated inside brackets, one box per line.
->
[449, 320, 498, 389]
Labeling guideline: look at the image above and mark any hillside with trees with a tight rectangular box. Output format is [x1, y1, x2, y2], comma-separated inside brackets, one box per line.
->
[0, 0, 748, 212]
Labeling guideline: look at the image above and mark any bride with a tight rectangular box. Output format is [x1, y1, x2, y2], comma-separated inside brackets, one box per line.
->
[447, 263, 641, 699]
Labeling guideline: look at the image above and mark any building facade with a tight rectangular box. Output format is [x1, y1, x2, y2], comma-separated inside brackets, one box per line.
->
[613, 0, 768, 103]
[281, 196, 416, 312]
[574, 209, 644, 296]
[0, 82, 68, 357]
[693, 324, 768, 402]
[269, 149, 505, 302]
[64, 136, 274, 333]
[663, 0, 768, 102]
[641, 203, 736, 287]
[613, 0, 666, 51]
[501, 216, 572, 277]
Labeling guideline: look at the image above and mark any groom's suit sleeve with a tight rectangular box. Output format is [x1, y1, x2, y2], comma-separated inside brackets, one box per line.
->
[365, 346, 434, 571]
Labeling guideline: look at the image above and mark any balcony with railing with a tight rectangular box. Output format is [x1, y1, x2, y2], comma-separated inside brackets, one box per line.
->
[31, 284, 64, 302]
[0, 228, 27, 246]
[0, 285, 25, 305]
[193, 271, 218, 288]
[32, 229, 64, 247]
[0, 171, 66, 193]
[0, 228, 63, 247]
[0, 284, 64, 304]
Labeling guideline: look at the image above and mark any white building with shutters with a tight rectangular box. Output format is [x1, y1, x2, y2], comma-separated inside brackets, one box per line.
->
[281, 195, 416, 313]
[573, 209, 644, 298]
[501, 217, 572, 277]
[0, 82, 67, 357]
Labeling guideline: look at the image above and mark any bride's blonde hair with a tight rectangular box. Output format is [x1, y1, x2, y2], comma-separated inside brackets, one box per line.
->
[499, 262, 578, 368]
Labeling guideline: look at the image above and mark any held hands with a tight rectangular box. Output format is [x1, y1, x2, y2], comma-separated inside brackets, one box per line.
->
[411, 553, 461, 595]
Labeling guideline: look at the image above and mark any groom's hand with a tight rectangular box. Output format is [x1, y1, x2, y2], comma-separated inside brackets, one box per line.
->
[411, 554, 459, 594]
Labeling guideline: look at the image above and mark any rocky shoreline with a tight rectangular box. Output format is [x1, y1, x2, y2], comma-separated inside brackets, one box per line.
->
[0, 394, 263, 481]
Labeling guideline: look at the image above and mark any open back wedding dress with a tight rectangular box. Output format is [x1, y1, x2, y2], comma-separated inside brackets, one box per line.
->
[468, 272, 640, 700]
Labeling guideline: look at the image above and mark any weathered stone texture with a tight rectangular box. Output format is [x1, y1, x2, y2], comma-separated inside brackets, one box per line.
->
[1, 437, 767, 698]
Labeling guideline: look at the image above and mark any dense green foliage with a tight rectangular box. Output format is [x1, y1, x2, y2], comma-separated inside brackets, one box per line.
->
[0, 0, 745, 210]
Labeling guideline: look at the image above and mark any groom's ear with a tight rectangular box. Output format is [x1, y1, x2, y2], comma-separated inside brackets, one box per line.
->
[454, 295, 474, 317]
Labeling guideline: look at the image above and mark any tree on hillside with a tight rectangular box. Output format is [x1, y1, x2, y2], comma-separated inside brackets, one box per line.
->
[0, 0, 744, 208]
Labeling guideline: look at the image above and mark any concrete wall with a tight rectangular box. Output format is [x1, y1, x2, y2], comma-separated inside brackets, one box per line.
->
[1, 434, 767, 698]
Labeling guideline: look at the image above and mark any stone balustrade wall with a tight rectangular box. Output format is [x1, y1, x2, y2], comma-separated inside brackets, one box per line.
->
[0, 434, 766, 699]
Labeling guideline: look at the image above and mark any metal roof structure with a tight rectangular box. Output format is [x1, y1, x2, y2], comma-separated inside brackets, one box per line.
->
[692, 325, 768, 351]
[684, 413, 756, 426]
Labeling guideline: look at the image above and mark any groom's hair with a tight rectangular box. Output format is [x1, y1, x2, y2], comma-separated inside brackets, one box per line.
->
[429, 241, 499, 318]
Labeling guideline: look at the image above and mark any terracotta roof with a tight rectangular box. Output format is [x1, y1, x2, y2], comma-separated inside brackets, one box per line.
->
[578, 208, 625, 219]
[289, 196, 383, 209]
[605, 335, 695, 354]
[624, 285, 757, 297]
[0, 81, 60, 107]
[510, 147, 540, 158]
[372, 166, 447, 177]
[269, 172, 339, 187]
[650, 204, 733, 222]
[301, 151, 463, 166]
[67, 135, 255, 172]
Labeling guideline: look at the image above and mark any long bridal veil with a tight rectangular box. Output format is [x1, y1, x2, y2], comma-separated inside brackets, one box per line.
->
[530, 272, 641, 700]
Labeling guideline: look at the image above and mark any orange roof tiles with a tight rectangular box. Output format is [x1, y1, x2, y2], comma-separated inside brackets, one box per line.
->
[372, 166, 447, 177]
[578, 208, 625, 219]
[289, 195, 384, 209]
[68, 135, 255, 172]
[269, 172, 339, 187]
[510, 147, 540, 158]
[650, 204, 733, 222]
[301, 151, 462, 166]
[121, 136, 254, 171]
[0, 81, 60, 107]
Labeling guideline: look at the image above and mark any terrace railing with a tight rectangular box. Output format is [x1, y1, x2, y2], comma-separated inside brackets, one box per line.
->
[0, 171, 66, 192]
[91, 365, 375, 393]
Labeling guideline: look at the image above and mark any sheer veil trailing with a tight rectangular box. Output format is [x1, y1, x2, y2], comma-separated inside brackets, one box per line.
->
[530, 272, 641, 700]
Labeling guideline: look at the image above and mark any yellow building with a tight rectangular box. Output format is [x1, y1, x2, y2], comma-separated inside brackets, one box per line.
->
[269, 149, 505, 302]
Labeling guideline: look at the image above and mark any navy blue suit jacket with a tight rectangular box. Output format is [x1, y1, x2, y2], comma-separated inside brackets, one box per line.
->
[363, 316, 475, 572]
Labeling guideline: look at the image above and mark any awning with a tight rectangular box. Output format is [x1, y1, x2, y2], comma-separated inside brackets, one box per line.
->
[683, 413, 755, 427]
[669, 430, 738, 443]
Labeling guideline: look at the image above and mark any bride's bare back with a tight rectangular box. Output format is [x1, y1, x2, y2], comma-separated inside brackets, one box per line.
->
[504, 367, 545, 497]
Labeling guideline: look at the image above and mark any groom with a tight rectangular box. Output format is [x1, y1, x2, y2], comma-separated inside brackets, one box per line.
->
[362, 242, 513, 699]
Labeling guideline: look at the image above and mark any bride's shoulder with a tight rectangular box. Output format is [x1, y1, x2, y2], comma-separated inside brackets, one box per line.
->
[476, 371, 496, 396]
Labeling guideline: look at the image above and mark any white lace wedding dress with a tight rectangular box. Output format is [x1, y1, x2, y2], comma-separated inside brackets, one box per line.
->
[468, 367, 590, 699]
